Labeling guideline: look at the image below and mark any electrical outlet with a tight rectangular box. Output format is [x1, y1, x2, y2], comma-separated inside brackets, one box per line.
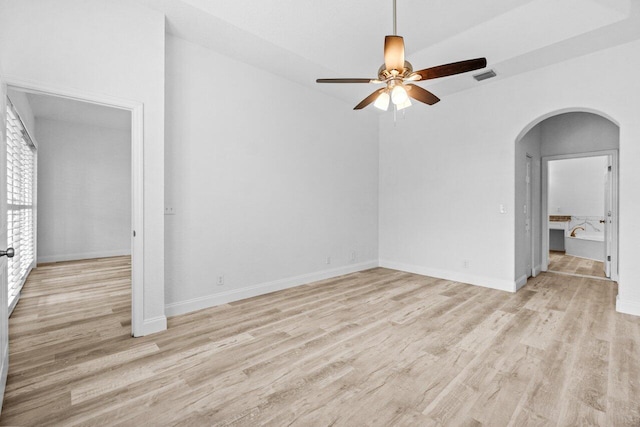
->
[326, 256, 331, 265]
[350, 251, 356, 262]
[463, 260, 469, 268]
[216, 275, 224, 285]
[164, 206, 175, 215]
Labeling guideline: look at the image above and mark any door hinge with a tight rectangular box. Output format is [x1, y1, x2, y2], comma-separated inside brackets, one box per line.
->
[607, 255, 611, 261]
[133, 230, 136, 237]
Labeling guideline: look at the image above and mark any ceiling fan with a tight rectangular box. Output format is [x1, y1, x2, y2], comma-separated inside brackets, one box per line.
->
[316, 0, 487, 111]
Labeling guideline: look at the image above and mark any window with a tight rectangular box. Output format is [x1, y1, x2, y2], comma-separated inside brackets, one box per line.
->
[6, 99, 36, 310]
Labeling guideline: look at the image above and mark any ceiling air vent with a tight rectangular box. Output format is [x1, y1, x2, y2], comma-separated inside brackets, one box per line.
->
[473, 69, 496, 82]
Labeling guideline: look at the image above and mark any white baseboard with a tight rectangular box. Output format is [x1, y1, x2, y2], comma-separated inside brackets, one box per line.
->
[532, 264, 542, 277]
[165, 260, 379, 317]
[38, 249, 131, 264]
[616, 295, 640, 317]
[379, 259, 517, 293]
[137, 315, 167, 337]
[515, 275, 528, 291]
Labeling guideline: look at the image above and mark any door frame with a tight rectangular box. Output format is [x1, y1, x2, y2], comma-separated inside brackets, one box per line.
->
[4, 78, 145, 337]
[541, 149, 619, 280]
[525, 154, 533, 278]
[0, 71, 9, 413]
[604, 157, 612, 277]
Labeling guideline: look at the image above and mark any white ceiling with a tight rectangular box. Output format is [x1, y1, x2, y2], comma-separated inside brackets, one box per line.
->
[13, 0, 640, 125]
[137, 0, 638, 110]
[24, 92, 131, 131]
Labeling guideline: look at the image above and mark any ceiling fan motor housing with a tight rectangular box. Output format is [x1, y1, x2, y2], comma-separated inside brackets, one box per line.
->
[378, 61, 414, 81]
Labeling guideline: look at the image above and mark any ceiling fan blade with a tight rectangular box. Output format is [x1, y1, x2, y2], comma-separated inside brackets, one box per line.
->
[413, 58, 487, 81]
[316, 78, 375, 83]
[406, 84, 440, 105]
[354, 88, 385, 110]
[384, 35, 405, 72]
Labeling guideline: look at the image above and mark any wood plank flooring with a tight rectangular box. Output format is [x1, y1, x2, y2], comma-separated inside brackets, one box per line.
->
[548, 251, 606, 278]
[1, 257, 639, 426]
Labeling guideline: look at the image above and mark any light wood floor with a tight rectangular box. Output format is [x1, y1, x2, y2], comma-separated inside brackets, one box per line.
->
[548, 251, 606, 278]
[1, 257, 639, 426]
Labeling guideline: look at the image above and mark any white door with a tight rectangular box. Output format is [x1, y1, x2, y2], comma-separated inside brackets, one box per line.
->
[0, 77, 10, 412]
[604, 156, 612, 278]
[525, 155, 532, 277]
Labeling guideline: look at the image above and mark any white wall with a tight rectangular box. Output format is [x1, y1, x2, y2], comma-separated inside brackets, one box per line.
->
[540, 112, 620, 157]
[0, 0, 166, 334]
[548, 156, 608, 217]
[36, 118, 131, 263]
[164, 36, 379, 315]
[379, 38, 640, 316]
[6, 90, 35, 137]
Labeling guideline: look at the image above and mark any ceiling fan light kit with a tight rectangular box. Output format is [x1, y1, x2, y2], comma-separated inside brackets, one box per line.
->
[316, 0, 487, 112]
[374, 91, 390, 110]
[396, 97, 411, 111]
[391, 83, 409, 105]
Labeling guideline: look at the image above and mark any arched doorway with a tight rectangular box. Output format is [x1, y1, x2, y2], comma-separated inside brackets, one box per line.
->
[515, 110, 619, 287]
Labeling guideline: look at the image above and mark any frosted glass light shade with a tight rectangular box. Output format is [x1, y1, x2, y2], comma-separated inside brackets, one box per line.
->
[374, 92, 390, 110]
[391, 85, 408, 105]
[396, 98, 412, 111]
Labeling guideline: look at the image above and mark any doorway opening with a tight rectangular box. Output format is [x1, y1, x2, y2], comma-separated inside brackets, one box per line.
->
[4, 83, 144, 337]
[515, 110, 619, 286]
[544, 153, 616, 280]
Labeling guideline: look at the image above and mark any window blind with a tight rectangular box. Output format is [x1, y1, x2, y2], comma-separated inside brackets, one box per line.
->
[6, 99, 36, 309]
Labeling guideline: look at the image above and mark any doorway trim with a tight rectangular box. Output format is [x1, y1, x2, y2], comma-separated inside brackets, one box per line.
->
[525, 154, 534, 279]
[541, 149, 619, 281]
[5, 77, 145, 337]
